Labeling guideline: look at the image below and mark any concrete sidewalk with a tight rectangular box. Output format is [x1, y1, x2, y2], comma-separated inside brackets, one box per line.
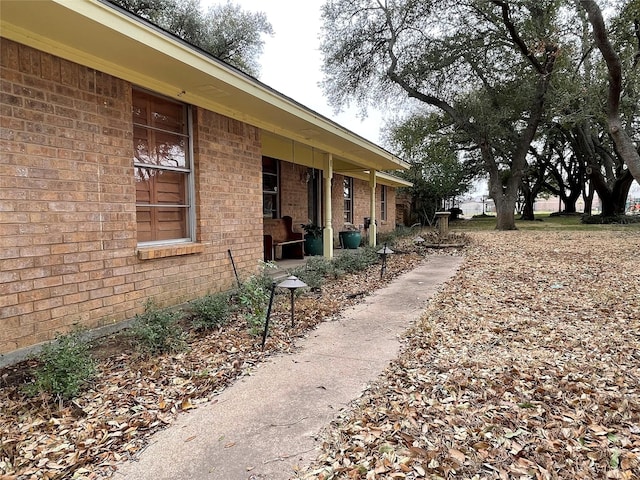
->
[115, 256, 463, 480]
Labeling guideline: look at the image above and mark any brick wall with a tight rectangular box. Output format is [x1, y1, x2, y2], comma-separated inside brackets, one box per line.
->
[0, 39, 263, 355]
[0, 38, 401, 356]
[278, 161, 308, 234]
[329, 175, 396, 244]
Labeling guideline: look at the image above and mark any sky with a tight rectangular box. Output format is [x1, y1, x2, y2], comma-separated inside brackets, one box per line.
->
[201, 0, 385, 145]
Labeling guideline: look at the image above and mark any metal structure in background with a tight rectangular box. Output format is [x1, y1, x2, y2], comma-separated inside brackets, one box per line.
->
[277, 276, 308, 327]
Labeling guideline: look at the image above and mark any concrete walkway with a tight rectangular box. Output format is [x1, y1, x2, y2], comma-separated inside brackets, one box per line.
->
[115, 256, 463, 480]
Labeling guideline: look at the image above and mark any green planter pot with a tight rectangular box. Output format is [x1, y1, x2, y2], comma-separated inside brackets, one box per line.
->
[339, 231, 361, 249]
[304, 235, 323, 256]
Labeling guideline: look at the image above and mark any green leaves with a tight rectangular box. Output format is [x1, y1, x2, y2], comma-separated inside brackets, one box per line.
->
[26, 328, 96, 401]
[108, 0, 273, 76]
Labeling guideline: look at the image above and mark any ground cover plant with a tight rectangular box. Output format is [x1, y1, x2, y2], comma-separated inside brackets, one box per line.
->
[298, 230, 639, 479]
[23, 329, 96, 404]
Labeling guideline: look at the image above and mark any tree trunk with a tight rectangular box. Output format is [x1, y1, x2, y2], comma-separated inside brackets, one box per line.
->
[485, 144, 519, 230]
[583, 181, 594, 215]
[520, 195, 535, 220]
[582, 0, 640, 184]
[562, 190, 581, 213]
[494, 194, 518, 230]
[613, 170, 634, 214]
[588, 168, 633, 216]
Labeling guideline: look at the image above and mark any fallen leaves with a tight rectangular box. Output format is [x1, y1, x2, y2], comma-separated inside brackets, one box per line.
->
[298, 230, 640, 480]
[0, 245, 427, 479]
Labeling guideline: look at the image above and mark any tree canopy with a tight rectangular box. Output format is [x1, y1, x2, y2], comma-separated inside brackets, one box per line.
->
[320, 0, 639, 227]
[320, 0, 562, 229]
[383, 113, 477, 224]
[108, 0, 273, 76]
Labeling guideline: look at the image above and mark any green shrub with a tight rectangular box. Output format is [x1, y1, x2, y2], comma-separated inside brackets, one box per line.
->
[129, 300, 186, 355]
[332, 247, 379, 274]
[289, 265, 325, 291]
[305, 256, 334, 276]
[376, 230, 399, 246]
[582, 214, 640, 224]
[190, 292, 231, 330]
[236, 275, 271, 335]
[26, 329, 96, 401]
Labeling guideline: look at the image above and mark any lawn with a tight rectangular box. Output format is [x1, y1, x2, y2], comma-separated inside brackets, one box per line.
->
[298, 228, 640, 479]
[453, 214, 640, 232]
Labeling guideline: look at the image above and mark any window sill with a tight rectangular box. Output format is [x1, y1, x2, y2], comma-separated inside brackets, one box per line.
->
[137, 243, 205, 260]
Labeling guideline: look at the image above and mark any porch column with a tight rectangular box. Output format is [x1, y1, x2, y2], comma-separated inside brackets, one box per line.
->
[323, 154, 334, 259]
[369, 169, 377, 246]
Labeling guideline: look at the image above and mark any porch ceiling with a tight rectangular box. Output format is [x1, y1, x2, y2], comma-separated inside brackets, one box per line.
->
[1, 0, 409, 174]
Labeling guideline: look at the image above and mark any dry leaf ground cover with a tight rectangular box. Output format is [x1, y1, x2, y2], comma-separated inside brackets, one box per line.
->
[1, 242, 438, 480]
[299, 230, 640, 480]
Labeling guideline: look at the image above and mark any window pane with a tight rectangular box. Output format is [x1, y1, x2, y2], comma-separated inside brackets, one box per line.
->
[263, 174, 277, 192]
[133, 89, 191, 244]
[263, 193, 277, 218]
[262, 157, 278, 174]
[134, 126, 186, 168]
[262, 157, 279, 218]
[343, 177, 353, 223]
[156, 206, 187, 239]
[135, 167, 187, 205]
[136, 206, 187, 242]
[136, 206, 152, 243]
[133, 91, 185, 134]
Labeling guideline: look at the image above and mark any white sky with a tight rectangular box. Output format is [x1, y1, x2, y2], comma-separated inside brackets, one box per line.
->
[202, 0, 385, 144]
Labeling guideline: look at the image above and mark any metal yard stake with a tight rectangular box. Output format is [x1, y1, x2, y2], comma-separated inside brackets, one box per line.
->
[261, 282, 277, 350]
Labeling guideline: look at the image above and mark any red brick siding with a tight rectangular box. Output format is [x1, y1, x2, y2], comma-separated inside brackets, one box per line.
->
[278, 162, 308, 234]
[0, 39, 263, 354]
[329, 175, 397, 244]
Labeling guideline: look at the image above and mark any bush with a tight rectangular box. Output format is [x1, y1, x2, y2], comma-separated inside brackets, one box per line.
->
[288, 265, 325, 291]
[332, 247, 379, 275]
[236, 275, 272, 335]
[26, 329, 96, 401]
[304, 256, 334, 276]
[377, 230, 400, 246]
[582, 214, 640, 224]
[129, 301, 186, 355]
[190, 292, 231, 330]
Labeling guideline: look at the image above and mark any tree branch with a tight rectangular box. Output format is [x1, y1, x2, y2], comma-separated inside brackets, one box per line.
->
[490, 0, 544, 74]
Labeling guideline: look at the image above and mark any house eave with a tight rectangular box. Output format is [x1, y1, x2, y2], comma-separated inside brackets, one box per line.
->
[0, 0, 409, 173]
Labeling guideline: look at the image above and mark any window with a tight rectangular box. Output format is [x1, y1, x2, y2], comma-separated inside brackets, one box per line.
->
[263, 157, 279, 218]
[380, 185, 387, 221]
[133, 89, 193, 244]
[343, 177, 353, 223]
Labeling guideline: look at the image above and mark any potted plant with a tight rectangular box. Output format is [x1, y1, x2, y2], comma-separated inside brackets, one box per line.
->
[339, 223, 362, 249]
[301, 221, 323, 256]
